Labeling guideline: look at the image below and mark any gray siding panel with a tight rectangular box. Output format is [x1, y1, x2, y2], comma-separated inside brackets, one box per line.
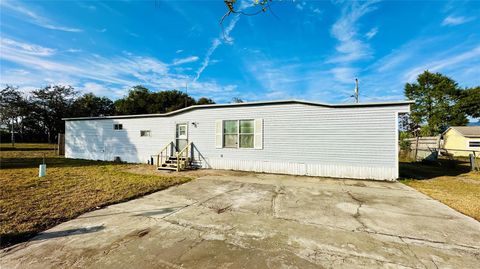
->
[65, 103, 408, 180]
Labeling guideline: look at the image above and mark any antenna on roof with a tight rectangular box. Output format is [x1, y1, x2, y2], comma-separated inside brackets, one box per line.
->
[353, 78, 359, 103]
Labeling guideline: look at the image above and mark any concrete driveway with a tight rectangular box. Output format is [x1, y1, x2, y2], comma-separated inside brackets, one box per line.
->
[1, 173, 479, 268]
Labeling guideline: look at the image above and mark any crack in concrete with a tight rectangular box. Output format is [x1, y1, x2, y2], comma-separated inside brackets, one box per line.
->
[158, 183, 245, 221]
[431, 258, 439, 269]
[346, 191, 369, 232]
[174, 235, 206, 264]
[307, 247, 418, 269]
[368, 231, 480, 252]
[400, 237, 428, 269]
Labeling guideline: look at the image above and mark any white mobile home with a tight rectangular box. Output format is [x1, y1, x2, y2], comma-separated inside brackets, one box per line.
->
[64, 100, 411, 181]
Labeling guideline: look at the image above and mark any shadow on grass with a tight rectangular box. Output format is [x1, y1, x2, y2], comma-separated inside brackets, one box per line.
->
[399, 159, 471, 180]
[0, 157, 124, 169]
[0, 226, 104, 249]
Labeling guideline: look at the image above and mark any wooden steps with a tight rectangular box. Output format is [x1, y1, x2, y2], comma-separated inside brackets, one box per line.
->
[157, 156, 191, 171]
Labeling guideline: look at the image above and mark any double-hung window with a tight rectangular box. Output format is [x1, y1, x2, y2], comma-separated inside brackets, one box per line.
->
[223, 120, 254, 148]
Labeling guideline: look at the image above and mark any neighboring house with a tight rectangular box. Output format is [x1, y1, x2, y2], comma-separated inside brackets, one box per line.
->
[63, 100, 411, 181]
[442, 126, 480, 157]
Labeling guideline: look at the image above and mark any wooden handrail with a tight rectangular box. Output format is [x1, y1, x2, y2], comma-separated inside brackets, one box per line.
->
[158, 141, 174, 166]
[176, 142, 191, 172]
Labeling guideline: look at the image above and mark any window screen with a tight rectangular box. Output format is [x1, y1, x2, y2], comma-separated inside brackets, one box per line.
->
[223, 120, 238, 148]
[239, 120, 254, 148]
[222, 120, 254, 148]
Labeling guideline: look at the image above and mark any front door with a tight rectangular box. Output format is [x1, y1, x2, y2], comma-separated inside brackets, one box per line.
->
[175, 123, 188, 152]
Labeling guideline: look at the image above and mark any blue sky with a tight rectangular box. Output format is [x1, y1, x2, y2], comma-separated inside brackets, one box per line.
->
[1, 0, 479, 103]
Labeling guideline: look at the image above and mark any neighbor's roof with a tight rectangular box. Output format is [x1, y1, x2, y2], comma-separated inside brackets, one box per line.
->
[446, 126, 480, 138]
[62, 99, 413, 121]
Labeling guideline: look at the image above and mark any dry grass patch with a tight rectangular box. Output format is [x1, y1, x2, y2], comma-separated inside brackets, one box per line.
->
[400, 161, 480, 221]
[0, 144, 191, 247]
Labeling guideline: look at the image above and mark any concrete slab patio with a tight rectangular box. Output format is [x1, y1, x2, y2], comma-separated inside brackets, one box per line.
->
[1, 173, 479, 268]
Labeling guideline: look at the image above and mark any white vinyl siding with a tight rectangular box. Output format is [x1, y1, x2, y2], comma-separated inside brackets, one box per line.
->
[65, 102, 410, 180]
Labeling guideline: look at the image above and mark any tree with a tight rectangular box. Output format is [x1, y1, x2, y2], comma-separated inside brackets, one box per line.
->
[231, 97, 244, 103]
[114, 86, 197, 115]
[457, 86, 480, 119]
[114, 85, 152, 115]
[196, 97, 215, 105]
[404, 71, 468, 136]
[0, 85, 25, 145]
[30, 85, 77, 143]
[151, 90, 196, 113]
[73, 93, 115, 117]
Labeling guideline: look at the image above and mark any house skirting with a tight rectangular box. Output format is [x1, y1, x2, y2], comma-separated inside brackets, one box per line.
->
[204, 158, 397, 181]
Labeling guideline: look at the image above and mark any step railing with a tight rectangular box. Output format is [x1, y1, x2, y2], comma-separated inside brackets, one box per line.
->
[176, 142, 192, 172]
[157, 141, 174, 167]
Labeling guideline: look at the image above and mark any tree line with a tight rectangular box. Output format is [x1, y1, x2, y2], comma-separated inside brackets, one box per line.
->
[0, 85, 215, 143]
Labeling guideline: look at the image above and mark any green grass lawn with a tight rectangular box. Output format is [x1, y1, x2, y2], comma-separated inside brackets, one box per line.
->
[400, 160, 480, 221]
[0, 144, 191, 247]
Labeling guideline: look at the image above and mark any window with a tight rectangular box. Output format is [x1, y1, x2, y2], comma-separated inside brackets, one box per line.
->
[223, 120, 238, 148]
[469, 141, 480, 148]
[176, 124, 187, 137]
[140, 130, 151, 137]
[223, 120, 254, 148]
[239, 120, 254, 148]
[114, 124, 123, 130]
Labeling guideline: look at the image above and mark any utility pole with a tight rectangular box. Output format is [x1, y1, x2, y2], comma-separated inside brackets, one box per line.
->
[354, 78, 359, 103]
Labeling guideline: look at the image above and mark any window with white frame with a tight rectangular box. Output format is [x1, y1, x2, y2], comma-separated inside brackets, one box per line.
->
[140, 130, 151, 137]
[223, 120, 254, 148]
[113, 124, 123, 130]
[469, 141, 480, 148]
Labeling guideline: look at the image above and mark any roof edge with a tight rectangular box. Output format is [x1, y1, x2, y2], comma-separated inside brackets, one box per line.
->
[63, 99, 414, 121]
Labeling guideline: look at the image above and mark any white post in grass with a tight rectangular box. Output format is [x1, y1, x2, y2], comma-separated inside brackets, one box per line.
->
[39, 154, 46, 177]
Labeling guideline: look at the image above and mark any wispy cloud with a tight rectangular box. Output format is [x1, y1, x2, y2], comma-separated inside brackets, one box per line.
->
[295, 1, 306, 11]
[331, 67, 358, 84]
[329, 0, 380, 63]
[0, 38, 237, 101]
[1, 0, 82, 32]
[404, 46, 480, 82]
[172, 56, 199, 66]
[194, 14, 240, 82]
[365, 27, 378, 39]
[1, 38, 56, 56]
[442, 15, 475, 26]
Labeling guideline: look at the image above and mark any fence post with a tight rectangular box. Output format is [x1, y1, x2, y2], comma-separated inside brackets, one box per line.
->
[57, 133, 65, 156]
[470, 153, 477, 171]
[414, 136, 419, 161]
